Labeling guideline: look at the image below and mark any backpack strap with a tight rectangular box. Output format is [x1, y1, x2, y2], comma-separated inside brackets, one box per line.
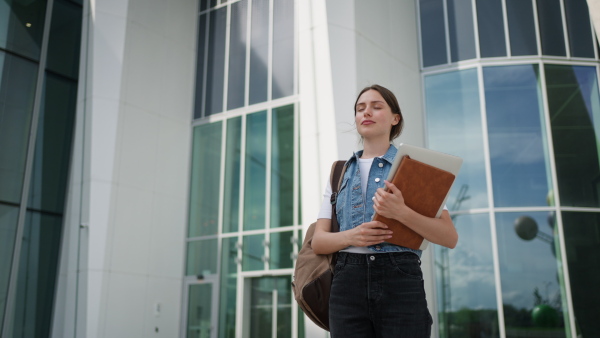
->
[329, 160, 346, 233]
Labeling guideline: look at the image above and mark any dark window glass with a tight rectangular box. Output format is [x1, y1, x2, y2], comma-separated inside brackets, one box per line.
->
[189, 122, 222, 237]
[27, 74, 77, 214]
[0, 0, 47, 60]
[187, 283, 213, 337]
[419, 0, 447, 67]
[249, 0, 269, 104]
[186, 238, 218, 275]
[272, 0, 294, 99]
[537, 0, 566, 56]
[271, 105, 294, 227]
[0, 52, 38, 205]
[210, 0, 218, 9]
[435, 213, 499, 337]
[269, 231, 293, 269]
[218, 237, 238, 338]
[248, 276, 293, 337]
[244, 111, 267, 230]
[562, 211, 600, 337]
[476, 0, 506, 58]
[426, 69, 488, 210]
[12, 212, 63, 338]
[506, 0, 538, 56]
[194, 13, 207, 119]
[227, 0, 248, 110]
[242, 234, 264, 271]
[206, 8, 227, 116]
[564, 0, 595, 58]
[46, 0, 82, 79]
[0, 204, 19, 327]
[484, 65, 552, 207]
[200, 0, 209, 12]
[223, 117, 242, 233]
[496, 212, 568, 337]
[447, 0, 476, 62]
[545, 65, 600, 207]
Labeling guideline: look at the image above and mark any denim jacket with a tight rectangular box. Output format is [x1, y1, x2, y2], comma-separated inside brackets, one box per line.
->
[335, 145, 422, 256]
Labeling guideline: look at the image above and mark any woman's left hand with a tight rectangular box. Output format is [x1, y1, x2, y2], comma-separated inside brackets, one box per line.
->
[372, 180, 406, 221]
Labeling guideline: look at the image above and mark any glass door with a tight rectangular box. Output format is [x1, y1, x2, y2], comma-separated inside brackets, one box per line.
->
[186, 281, 218, 338]
[243, 276, 293, 338]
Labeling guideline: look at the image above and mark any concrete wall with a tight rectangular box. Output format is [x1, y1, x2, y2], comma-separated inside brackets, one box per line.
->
[54, 0, 197, 337]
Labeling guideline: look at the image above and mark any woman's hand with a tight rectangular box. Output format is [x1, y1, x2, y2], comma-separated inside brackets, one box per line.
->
[344, 221, 393, 247]
[372, 180, 407, 222]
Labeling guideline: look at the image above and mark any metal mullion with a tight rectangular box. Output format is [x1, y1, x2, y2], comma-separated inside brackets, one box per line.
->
[531, 0, 543, 57]
[442, 0, 451, 65]
[501, 0, 511, 56]
[416, 0, 425, 70]
[244, 0, 252, 107]
[234, 113, 247, 338]
[264, 108, 273, 271]
[2, 0, 55, 336]
[223, 3, 231, 112]
[201, 11, 210, 119]
[476, 65, 507, 338]
[471, 0, 481, 60]
[558, 0, 570, 58]
[538, 62, 577, 337]
[267, 0, 274, 101]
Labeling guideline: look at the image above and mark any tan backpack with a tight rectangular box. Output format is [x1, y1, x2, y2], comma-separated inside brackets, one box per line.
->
[292, 161, 346, 331]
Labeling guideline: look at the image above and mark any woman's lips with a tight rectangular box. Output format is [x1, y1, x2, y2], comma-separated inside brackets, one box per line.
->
[362, 120, 375, 125]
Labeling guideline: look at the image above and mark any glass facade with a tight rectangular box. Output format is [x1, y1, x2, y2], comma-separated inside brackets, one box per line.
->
[187, 0, 298, 337]
[422, 0, 600, 336]
[0, 0, 83, 336]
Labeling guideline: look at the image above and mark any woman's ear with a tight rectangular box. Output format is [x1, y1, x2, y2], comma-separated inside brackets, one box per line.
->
[392, 114, 400, 126]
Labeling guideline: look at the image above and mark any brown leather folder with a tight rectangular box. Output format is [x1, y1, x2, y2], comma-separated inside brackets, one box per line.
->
[372, 155, 455, 250]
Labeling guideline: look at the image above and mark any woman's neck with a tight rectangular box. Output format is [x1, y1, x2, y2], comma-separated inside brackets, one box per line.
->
[361, 139, 390, 159]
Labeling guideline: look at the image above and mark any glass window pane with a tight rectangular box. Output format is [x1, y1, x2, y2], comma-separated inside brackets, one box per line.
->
[249, 0, 269, 105]
[200, 0, 209, 12]
[28, 74, 77, 214]
[0, 0, 47, 60]
[545, 65, 600, 207]
[223, 117, 242, 233]
[189, 122, 222, 237]
[484, 65, 552, 207]
[426, 69, 488, 210]
[496, 212, 568, 337]
[476, 0, 506, 58]
[186, 238, 218, 276]
[219, 237, 237, 338]
[187, 283, 213, 338]
[242, 234, 264, 271]
[206, 7, 227, 116]
[435, 213, 499, 337]
[12, 212, 63, 337]
[506, 0, 538, 56]
[46, 0, 83, 79]
[564, 0, 594, 58]
[243, 111, 267, 230]
[249, 276, 293, 338]
[419, 0, 447, 67]
[227, 0, 248, 110]
[447, 0, 476, 62]
[271, 0, 294, 100]
[271, 105, 294, 227]
[269, 231, 293, 269]
[0, 204, 19, 326]
[561, 211, 600, 337]
[536, 0, 566, 56]
[194, 13, 207, 119]
[0, 52, 38, 205]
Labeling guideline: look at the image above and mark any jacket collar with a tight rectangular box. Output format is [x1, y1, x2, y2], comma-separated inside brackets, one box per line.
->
[348, 144, 397, 164]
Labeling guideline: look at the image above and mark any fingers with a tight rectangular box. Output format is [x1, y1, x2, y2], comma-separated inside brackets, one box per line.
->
[352, 222, 393, 247]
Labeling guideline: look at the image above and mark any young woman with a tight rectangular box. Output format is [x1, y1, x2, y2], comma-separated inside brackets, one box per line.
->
[312, 84, 458, 337]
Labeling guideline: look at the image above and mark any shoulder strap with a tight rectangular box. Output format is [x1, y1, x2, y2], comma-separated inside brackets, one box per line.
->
[329, 161, 346, 233]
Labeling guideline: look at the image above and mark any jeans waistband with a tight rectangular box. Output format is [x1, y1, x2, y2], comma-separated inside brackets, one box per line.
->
[336, 251, 420, 266]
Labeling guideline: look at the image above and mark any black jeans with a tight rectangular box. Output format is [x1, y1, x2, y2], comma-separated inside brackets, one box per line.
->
[329, 252, 433, 338]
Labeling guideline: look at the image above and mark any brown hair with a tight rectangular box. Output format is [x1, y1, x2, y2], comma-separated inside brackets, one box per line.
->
[354, 84, 404, 141]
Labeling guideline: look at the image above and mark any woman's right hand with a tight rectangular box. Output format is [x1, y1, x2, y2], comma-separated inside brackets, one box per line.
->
[344, 221, 393, 247]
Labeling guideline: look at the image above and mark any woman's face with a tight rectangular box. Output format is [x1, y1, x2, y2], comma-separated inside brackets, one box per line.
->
[355, 89, 400, 141]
